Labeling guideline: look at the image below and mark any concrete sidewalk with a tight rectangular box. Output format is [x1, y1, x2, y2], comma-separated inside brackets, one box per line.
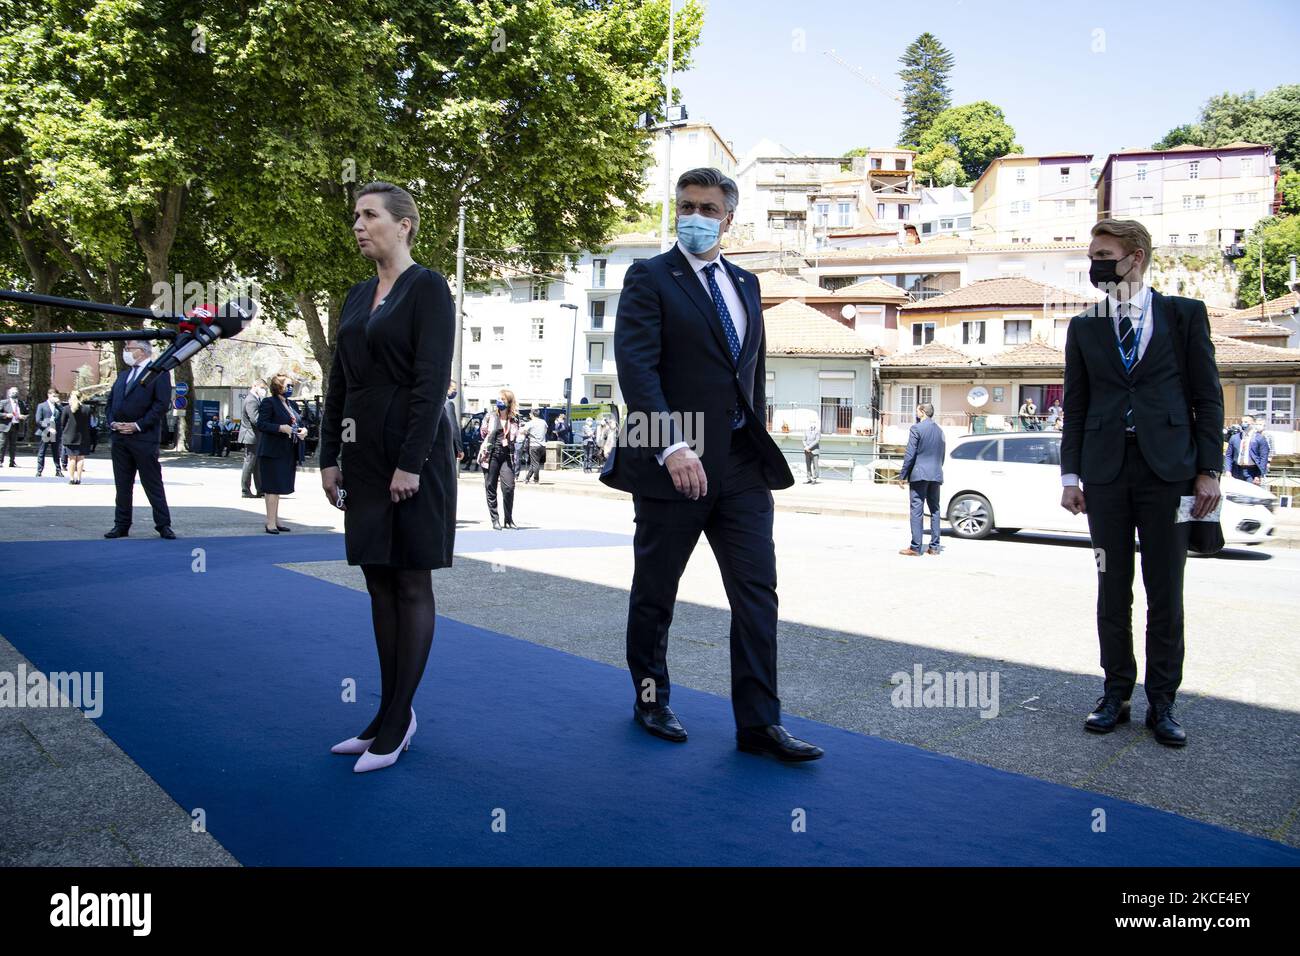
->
[461, 463, 1300, 544]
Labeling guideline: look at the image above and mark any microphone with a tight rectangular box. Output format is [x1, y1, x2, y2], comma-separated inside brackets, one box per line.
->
[130, 298, 258, 394]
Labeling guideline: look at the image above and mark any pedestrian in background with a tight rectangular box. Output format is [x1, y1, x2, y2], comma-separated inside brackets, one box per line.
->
[240, 380, 265, 498]
[257, 373, 307, 534]
[480, 388, 519, 529]
[0, 387, 24, 466]
[898, 402, 946, 556]
[802, 418, 820, 484]
[35, 388, 65, 478]
[524, 408, 546, 483]
[59, 389, 91, 485]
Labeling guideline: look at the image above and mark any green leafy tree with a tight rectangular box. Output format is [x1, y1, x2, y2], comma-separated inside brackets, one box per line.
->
[1154, 85, 1300, 172]
[1277, 169, 1300, 217]
[914, 142, 963, 186]
[1237, 215, 1300, 307]
[917, 102, 1022, 184]
[897, 33, 953, 149]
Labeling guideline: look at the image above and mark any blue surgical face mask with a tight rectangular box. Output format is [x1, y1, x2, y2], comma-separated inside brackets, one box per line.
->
[495, 400, 506, 410]
[285, 385, 294, 396]
[677, 213, 723, 255]
[448, 389, 457, 400]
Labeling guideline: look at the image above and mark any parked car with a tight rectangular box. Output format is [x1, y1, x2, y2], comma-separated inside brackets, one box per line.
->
[939, 431, 1277, 548]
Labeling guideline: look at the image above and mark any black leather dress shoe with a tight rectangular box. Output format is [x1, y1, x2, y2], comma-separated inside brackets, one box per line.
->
[157, 527, 176, 539]
[1084, 696, 1131, 733]
[634, 704, 687, 743]
[1146, 703, 1187, 747]
[103, 527, 129, 539]
[736, 725, 824, 762]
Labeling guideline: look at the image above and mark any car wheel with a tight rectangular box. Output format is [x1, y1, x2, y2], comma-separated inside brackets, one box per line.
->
[948, 494, 994, 539]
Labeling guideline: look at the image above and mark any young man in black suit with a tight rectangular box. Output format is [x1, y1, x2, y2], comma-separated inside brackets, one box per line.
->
[600, 167, 821, 762]
[1060, 219, 1222, 746]
[104, 339, 175, 539]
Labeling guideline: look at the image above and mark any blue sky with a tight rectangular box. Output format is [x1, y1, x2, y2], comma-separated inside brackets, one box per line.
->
[676, 0, 1300, 165]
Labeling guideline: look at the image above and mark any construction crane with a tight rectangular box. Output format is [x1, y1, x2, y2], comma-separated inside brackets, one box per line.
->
[823, 49, 903, 104]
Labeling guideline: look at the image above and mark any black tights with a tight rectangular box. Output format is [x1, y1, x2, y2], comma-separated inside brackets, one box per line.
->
[359, 564, 436, 755]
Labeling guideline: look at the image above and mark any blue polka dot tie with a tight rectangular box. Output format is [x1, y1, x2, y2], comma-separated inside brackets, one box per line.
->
[703, 263, 742, 364]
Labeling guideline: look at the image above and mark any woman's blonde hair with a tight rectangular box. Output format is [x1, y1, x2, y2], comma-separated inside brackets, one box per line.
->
[498, 388, 517, 419]
[1091, 218, 1153, 272]
[357, 181, 420, 247]
[68, 389, 81, 413]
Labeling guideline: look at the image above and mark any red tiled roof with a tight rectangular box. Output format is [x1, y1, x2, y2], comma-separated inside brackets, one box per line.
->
[831, 277, 910, 300]
[900, 277, 1099, 311]
[879, 340, 975, 367]
[981, 337, 1065, 367]
[763, 300, 875, 355]
[1210, 334, 1300, 365]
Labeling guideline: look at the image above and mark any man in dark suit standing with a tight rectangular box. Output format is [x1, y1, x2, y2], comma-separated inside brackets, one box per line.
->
[600, 167, 821, 762]
[445, 381, 463, 465]
[1061, 219, 1222, 747]
[898, 403, 946, 556]
[1225, 415, 1269, 484]
[104, 339, 175, 539]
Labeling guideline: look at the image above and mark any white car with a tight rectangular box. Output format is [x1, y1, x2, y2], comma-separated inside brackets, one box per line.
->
[939, 431, 1277, 548]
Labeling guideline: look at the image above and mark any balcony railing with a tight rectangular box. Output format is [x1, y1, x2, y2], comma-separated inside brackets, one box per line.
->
[766, 402, 876, 436]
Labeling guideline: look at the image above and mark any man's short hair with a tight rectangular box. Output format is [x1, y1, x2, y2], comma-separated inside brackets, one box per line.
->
[918, 403, 934, 418]
[676, 167, 739, 213]
[1091, 218, 1153, 272]
[126, 339, 154, 355]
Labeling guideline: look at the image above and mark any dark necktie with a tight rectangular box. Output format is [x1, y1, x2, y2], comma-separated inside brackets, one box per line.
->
[1117, 303, 1137, 373]
[702, 263, 745, 429]
[702, 263, 742, 363]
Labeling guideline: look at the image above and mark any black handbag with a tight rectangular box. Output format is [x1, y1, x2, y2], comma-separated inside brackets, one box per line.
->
[1187, 514, 1225, 556]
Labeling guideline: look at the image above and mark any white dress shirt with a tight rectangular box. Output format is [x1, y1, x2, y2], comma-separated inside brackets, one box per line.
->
[1061, 285, 1152, 488]
[657, 241, 750, 465]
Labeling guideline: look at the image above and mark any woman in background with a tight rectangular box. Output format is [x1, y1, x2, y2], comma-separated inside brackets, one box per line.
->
[59, 389, 91, 484]
[257, 373, 307, 533]
[480, 388, 519, 530]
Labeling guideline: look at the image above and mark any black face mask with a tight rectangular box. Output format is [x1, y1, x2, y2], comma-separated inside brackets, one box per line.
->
[1089, 252, 1134, 291]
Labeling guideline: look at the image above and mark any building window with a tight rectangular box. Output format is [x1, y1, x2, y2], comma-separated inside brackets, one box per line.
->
[470, 326, 482, 343]
[1240, 157, 1255, 177]
[590, 300, 605, 329]
[1060, 166, 1072, 184]
[897, 204, 909, 220]
[1182, 196, 1193, 210]
[1188, 232, 1199, 244]
[895, 159, 906, 171]
[587, 341, 604, 371]
[1246, 384, 1294, 426]
[962, 320, 986, 345]
[594, 384, 612, 399]
[1168, 234, 1179, 245]
[493, 326, 504, 343]
[1249, 192, 1259, 203]
[957, 216, 971, 229]
[528, 358, 542, 379]
[1188, 161, 1200, 180]
[899, 385, 935, 419]
[687, 132, 698, 146]
[815, 202, 829, 226]
[1056, 200, 1066, 215]
[939, 217, 955, 230]
[1234, 192, 1245, 204]
[1136, 163, 1148, 182]
[837, 201, 852, 227]
[1016, 169, 1026, 184]
[871, 157, 882, 170]
[1195, 195, 1205, 209]
[592, 259, 607, 288]
[490, 364, 502, 379]
[468, 364, 480, 381]
[1004, 319, 1031, 344]
[531, 316, 544, 340]
[912, 322, 935, 346]
[1053, 318, 1071, 347]
[774, 193, 785, 207]
[6, 358, 19, 375]
[876, 202, 885, 219]
[1021, 201, 1031, 214]
[531, 280, 549, 301]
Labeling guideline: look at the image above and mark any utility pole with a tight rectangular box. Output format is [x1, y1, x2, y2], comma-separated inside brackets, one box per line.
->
[453, 202, 466, 417]
[660, 0, 675, 252]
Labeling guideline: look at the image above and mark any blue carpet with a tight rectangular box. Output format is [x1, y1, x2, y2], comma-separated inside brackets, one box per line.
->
[1, 533, 1297, 866]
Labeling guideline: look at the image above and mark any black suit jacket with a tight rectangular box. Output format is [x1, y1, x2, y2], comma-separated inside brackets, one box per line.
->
[106, 366, 171, 443]
[600, 245, 794, 500]
[256, 395, 299, 459]
[1061, 290, 1223, 485]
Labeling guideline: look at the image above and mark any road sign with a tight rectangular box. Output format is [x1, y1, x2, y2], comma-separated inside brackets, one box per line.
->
[174, 397, 187, 410]
[174, 382, 189, 397]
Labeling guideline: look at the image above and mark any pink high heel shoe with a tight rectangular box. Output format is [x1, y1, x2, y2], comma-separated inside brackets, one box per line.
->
[353, 710, 418, 773]
[330, 706, 414, 755]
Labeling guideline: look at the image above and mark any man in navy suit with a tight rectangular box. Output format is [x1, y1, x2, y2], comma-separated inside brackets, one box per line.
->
[898, 403, 946, 556]
[104, 339, 175, 539]
[1061, 219, 1222, 747]
[1225, 415, 1269, 484]
[600, 167, 821, 762]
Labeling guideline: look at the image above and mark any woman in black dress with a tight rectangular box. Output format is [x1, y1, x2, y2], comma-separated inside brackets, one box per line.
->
[59, 389, 91, 484]
[257, 374, 307, 533]
[319, 181, 456, 774]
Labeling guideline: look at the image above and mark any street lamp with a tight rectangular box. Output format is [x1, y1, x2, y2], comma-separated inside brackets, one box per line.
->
[561, 302, 579, 426]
